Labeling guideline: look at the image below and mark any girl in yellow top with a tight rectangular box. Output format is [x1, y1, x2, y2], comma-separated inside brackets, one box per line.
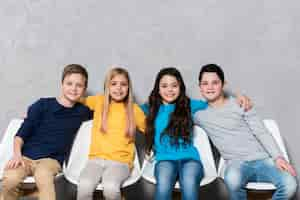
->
[77, 67, 145, 200]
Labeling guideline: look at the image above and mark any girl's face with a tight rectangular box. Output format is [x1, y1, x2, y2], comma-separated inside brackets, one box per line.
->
[109, 74, 129, 102]
[199, 72, 224, 102]
[159, 75, 180, 104]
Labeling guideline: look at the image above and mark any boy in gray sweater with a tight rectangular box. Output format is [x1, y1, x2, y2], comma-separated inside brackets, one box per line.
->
[193, 64, 297, 200]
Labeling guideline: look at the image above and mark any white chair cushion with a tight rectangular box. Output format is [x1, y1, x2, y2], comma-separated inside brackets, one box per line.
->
[246, 182, 276, 190]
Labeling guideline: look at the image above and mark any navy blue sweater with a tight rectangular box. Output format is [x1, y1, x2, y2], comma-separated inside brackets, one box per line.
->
[16, 98, 92, 166]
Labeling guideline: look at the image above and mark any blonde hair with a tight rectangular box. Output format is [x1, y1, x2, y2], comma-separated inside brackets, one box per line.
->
[101, 67, 136, 138]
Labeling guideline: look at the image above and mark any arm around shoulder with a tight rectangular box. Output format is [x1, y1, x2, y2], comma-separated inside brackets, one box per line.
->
[190, 99, 208, 114]
[82, 95, 104, 111]
[134, 104, 146, 134]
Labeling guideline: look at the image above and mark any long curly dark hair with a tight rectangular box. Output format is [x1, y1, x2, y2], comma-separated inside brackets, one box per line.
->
[145, 67, 193, 154]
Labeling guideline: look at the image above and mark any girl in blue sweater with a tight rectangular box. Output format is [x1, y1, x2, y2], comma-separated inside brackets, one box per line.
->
[142, 67, 207, 200]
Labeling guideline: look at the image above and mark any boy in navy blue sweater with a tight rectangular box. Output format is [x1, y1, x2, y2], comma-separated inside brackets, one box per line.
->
[0, 64, 92, 200]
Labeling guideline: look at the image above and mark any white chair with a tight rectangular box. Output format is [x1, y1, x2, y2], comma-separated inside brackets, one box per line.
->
[0, 118, 65, 198]
[141, 125, 218, 188]
[63, 120, 142, 190]
[0, 119, 37, 184]
[218, 119, 290, 191]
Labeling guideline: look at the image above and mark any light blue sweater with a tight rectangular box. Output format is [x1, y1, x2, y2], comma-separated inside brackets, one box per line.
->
[141, 99, 207, 162]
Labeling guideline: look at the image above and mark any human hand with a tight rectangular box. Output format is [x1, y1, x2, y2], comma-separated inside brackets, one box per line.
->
[236, 94, 252, 111]
[5, 154, 25, 170]
[275, 157, 297, 177]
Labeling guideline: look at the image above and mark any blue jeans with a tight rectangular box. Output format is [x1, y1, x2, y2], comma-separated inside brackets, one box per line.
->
[224, 158, 298, 200]
[154, 159, 204, 200]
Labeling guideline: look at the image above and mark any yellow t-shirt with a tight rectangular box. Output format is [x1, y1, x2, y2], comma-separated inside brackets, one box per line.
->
[82, 95, 145, 168]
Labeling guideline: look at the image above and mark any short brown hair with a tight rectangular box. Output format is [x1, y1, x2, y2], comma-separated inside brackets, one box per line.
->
[61, 64, 88, 88]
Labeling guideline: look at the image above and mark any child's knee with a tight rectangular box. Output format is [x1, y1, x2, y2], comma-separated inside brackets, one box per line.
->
[78, 177, 97, 195]
[224, 168, 243, 191]
[279, 173, 298, 198]
[180, 176, 199, 188]
[102, 182, 121, 200]
[34, 168, 55, 187]
[2, 171, 24, 189]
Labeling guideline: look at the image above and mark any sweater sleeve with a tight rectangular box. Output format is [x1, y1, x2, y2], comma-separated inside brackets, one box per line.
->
[16, 99, 44, 142]
[243, 107, 283, 160]
[81, 95, 102, 111]
[190, 99, 208, 114]
[140, 103, 150, 116]
[134, 104, 146, 134]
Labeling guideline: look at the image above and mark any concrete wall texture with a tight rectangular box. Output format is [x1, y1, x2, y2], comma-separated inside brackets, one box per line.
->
[0, 0, 299, 198]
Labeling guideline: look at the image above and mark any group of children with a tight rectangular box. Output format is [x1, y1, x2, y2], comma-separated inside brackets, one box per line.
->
[0, 64, 297, 200]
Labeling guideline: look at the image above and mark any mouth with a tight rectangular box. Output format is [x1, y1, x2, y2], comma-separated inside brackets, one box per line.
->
[165, 94, 176, 98]
[112, 93, 124, 97]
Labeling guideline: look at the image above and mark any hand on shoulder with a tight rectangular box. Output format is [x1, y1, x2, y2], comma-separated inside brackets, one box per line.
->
[235, 94, 253, 111]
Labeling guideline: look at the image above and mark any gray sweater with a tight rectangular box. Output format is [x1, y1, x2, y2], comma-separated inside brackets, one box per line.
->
[193, 97, 283, 162]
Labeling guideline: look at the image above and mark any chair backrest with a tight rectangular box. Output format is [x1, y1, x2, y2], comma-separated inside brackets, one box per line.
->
[193, 125, 218, 185]
[0, 119, 23, 179]
[218, 119, 289, 177]
[63, 120, 93, 184]
[63, 120, 141, 188]
[263, 119, 289, 162]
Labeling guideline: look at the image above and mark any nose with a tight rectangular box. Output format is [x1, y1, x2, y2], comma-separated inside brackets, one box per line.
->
[207, 83, 214, 90]
[116, 84, 122, 89]
[167, 87, 173, 92]
[71, 84, 77, 91]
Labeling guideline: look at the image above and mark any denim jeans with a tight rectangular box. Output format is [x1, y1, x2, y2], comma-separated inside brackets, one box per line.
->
[154, 159, 204, 200]
[224, 158, 297, 200]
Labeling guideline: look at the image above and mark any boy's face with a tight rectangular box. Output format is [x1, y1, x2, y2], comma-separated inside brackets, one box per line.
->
[199, 72, 224, 102]
[61, 73, 86, 103]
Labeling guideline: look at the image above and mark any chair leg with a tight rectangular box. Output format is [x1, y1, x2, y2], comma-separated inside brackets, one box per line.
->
[247, 190, 273, 200]
[22, 188, 39, 198]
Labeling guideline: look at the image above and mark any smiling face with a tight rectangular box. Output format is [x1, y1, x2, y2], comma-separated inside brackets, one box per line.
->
[159, 75, 180, 104]
[199, 72, 224, 103]
[61, 73, 86, 104]
[109, 74, 129, 102]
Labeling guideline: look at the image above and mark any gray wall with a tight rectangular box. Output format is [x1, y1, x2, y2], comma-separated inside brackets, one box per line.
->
[1, 0, 299, 198]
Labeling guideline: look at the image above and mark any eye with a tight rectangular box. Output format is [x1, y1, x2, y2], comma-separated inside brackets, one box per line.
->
[66, 81, 73, 86]
[172, 83, 179, 88]
[160, 84, 168, 88]
[121, 82, 128, 87]
[76, 83, 84, 88]
[212, 80, 220, 85]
